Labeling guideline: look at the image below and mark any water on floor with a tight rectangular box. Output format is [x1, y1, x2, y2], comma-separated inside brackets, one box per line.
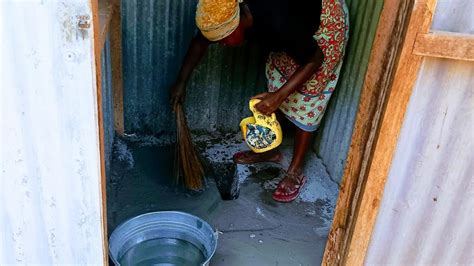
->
[107, 132, 338, 266]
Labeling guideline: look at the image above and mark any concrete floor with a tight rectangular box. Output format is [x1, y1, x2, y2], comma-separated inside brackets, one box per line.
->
[107, 133, 338, 266]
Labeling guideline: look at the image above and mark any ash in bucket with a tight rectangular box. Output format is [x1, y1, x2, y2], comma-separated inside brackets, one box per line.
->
[208, 161, 240, 200]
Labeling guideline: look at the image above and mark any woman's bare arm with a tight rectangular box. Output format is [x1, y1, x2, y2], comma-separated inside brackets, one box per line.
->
[170, 32, 211, 110]
[253, 48, 324, 115]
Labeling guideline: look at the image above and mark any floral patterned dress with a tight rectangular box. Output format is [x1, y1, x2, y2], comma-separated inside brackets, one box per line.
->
[266, 0, 349, 132]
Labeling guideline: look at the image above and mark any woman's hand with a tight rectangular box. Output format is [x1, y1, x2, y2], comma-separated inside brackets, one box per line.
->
[170, 81, 186, 112]
[252, 92, 286, 116]
[169, 33, 211, 112]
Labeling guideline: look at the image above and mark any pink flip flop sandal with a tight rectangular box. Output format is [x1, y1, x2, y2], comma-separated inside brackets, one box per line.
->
[272, 172, 307, 203]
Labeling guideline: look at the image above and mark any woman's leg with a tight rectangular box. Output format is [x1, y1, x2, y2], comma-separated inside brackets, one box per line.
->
[272, 127, 313, 201]
[287, 128, 313, 174]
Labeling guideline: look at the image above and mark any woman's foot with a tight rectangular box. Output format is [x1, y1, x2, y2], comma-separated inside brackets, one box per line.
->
[233, 150, 283, 165]
[272, 170, 307, 202]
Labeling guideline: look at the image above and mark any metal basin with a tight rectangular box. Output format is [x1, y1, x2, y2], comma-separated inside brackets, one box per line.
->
[109, 211, 217, 266]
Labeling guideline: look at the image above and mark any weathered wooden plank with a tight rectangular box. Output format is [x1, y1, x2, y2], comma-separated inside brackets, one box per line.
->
[413, 31, 474, 61]
[98, 0, 114, 51]
[2, 1, 105, 262]
[343, 0, 439, 265]
[91, 0, 109, 264]
[322, 0, 417, 264]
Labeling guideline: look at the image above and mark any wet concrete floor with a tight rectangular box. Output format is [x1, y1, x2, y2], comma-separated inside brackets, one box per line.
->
[107, 134, 337, 266]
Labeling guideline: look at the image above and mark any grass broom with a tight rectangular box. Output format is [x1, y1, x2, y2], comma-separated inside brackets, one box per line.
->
[174, 102, 205, 190]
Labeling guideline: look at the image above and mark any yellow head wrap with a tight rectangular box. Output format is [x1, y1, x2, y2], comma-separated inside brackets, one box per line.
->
[195, 0, 241, 41]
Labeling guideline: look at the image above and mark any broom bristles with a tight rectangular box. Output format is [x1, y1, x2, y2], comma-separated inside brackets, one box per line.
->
[174, 103, 204, 190]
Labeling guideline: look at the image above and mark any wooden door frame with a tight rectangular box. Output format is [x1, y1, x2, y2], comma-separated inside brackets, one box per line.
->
[323, 0, 473, 264]
[90, 0, 108, 264]
[89, 0, 429, 265]
[90, 0, 473, 265]
[321, 0, 421, 264]
[91, 0, 124, 264]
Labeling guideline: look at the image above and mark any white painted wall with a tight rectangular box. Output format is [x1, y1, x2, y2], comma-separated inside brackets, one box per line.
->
[0, 0, 105, 264]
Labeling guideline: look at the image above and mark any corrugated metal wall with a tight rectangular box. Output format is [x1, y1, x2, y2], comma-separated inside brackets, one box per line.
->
[365, 57, 474, 266]
[430, 0, 474, 33]
[121, 0, 265, 133]
[0, 1, 105, 263]
[365, 1, 474, 264]
[314, 0, 383, 183]
[120, 0, 383, 182]
[101, 35, 115, 174]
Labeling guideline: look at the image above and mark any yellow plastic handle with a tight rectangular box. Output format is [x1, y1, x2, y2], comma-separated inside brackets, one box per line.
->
[249, 98, 278, 122]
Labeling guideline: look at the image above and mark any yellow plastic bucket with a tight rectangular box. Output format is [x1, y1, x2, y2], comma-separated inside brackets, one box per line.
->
[240, 99, 283, 153]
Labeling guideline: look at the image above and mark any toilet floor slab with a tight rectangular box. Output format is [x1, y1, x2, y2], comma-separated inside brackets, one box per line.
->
[107, 133, 338, 266]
